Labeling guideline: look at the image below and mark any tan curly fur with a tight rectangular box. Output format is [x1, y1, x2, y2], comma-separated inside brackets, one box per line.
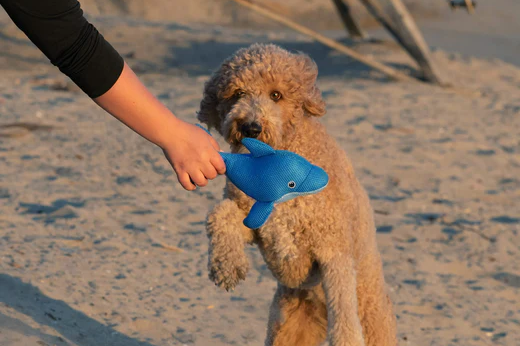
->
[197, 43, 398, 346]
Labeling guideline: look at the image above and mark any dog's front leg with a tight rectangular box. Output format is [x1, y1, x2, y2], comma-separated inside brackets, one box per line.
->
[206, 199, 254, 291]
[320, 252, 365, 346]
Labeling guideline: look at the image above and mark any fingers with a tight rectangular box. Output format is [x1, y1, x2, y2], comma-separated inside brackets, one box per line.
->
[175, 159, 224, 191]
[177, 171, 196, 191]
[190, 170, 208, 187]
[207, 137, 226, 174]
[211, 153, 226, 175]
[189, 163, 218, 188]
[201, 163, 218, 180]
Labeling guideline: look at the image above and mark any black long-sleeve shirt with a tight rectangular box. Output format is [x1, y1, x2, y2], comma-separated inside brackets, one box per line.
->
[0, 0, 124, 98]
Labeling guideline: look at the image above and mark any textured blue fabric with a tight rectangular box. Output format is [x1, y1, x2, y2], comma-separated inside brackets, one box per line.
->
[243, 201, 274, 230]
[196, 124, 329, 229]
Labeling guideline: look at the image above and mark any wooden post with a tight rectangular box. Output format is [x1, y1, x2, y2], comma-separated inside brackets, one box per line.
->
[357, 0, 445, 84]
[382, 0, 446, 84]
[358, 0, 398, 38]
[331, 0, 366, 39]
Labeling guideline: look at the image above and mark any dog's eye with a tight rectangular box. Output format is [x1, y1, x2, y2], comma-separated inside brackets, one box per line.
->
[288, 181, 296, 188]
[270, 91, 282, 102]
[235, 90, 246, 98]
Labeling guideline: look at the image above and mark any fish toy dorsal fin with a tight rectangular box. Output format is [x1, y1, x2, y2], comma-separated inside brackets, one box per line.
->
[242, 138, 276, 158]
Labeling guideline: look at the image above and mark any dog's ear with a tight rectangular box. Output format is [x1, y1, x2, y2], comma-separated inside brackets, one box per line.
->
[197, 74, 222, 130]
[298, 54, 326, 117]
[303, 84, 326, 117]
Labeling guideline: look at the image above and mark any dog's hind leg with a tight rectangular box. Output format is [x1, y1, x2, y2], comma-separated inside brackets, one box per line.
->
[356, 254, 398, 346]
[319, 252, 365, 346]
[265, 285, 327, 346]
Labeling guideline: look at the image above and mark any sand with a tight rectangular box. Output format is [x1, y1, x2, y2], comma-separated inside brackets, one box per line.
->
[0, 1, 519, 346]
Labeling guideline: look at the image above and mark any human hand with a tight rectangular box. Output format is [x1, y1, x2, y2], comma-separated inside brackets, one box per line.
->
[162, 120, 226, 190]
[91, 62, 225, 190]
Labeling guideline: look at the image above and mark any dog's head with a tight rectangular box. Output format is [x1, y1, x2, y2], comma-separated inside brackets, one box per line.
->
[197, 43, 325, 150]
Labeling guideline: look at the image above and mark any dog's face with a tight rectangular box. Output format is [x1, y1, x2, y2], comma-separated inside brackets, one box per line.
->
[197, 44, 326, 150]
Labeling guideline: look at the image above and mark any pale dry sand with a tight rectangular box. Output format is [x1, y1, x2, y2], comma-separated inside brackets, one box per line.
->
[0, 2, 519, 346]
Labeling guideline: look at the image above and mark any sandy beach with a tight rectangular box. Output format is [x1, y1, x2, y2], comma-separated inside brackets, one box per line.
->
[0, 1, 519, 345]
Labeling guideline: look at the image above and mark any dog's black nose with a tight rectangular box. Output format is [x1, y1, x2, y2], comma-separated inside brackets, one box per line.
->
[241, 122, 262, 138]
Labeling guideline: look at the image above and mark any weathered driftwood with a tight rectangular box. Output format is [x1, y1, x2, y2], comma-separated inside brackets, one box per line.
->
[357, 0, 446, 85]
[383, 0, 446, 84]
[358, 0, 394, 33]
[232, 0, 417, 83]
[331, 0, 366, 39]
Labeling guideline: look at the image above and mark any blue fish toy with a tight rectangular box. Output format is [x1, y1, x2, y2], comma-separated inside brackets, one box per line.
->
[197, 124, 329, 229]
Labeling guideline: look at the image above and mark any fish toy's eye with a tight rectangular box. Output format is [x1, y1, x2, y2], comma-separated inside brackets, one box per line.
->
[288, 181, 296, 188]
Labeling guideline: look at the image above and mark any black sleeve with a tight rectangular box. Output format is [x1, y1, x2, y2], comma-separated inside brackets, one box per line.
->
[0, 0, 124, 98]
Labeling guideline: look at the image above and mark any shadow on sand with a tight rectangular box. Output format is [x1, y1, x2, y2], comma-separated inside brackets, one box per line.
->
[0, 274, 156, 346]
[160, 38, 417, 81]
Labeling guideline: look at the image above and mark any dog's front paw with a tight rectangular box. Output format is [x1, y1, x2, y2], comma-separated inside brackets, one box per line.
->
[208, 246, 249, 291]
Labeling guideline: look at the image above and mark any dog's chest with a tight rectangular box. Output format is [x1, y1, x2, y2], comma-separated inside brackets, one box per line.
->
[247, 200, 318, 288]
[255, 232, 319, 289]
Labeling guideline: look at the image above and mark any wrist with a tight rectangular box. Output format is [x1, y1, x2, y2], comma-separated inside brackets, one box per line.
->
[155, 112, 186, 150]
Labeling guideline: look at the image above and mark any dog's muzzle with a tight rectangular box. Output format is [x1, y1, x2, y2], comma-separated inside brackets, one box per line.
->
[240, 121, 262, 138]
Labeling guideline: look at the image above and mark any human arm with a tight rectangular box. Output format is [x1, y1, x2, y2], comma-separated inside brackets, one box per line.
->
[0, 0, 225, 190]
[93, 62, 226, 190]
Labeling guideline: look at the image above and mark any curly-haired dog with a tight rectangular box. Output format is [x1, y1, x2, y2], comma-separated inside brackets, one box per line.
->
[197, 43, 397, 346]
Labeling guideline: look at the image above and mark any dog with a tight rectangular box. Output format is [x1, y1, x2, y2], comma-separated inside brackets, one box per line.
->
[197, 43, 397, 346]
